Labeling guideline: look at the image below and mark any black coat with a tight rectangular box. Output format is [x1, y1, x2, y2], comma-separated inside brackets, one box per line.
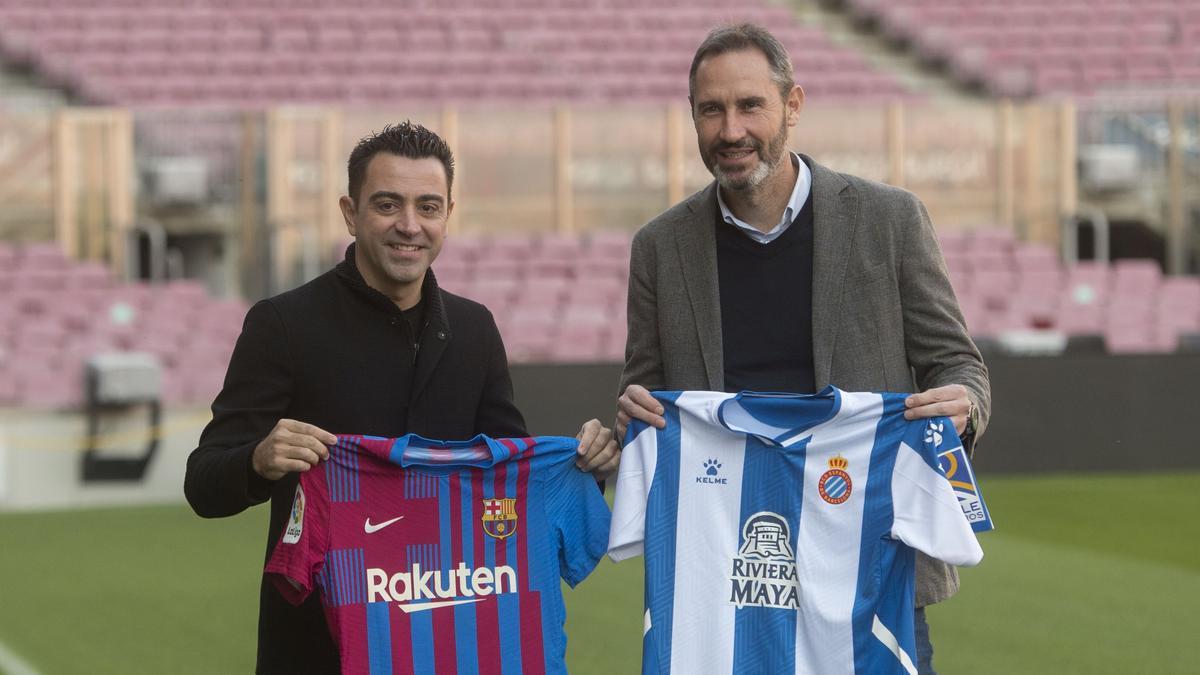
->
[184, 245, 527, 674]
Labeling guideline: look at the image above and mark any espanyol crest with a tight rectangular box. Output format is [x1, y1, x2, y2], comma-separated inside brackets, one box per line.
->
[481, 498, 518, 539]
[818, 455, 852, 505]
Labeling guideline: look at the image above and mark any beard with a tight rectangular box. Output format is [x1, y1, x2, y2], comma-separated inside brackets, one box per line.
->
[703, 116, 790, 193]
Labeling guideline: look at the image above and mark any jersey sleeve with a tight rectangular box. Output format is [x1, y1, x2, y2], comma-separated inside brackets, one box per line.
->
[932, 419, 995, 533]
[544, 439, 613, 587]
[606, 420, 658, 563]
[889, 418, 984, 567]
[264, 468, 331, 604]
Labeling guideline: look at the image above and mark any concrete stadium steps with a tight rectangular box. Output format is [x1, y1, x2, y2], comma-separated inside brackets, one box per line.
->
[788, 0, 978, 103]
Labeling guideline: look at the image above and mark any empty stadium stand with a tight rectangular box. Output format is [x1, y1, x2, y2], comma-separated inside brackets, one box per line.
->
[408, 229, 630, 364]
[942, 229, 1200, 354]
[0, 0, 910, 107]
[0, 242, 246, 408]
[844, 0, 1200, 98]
[6, 229, 1200, 409]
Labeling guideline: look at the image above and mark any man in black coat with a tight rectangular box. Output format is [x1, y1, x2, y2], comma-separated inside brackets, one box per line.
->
[184, 121, 620, 674]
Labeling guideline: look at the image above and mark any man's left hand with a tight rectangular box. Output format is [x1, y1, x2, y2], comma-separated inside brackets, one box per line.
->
[575, 418, 620, 481]
[904, 384, 973, 435]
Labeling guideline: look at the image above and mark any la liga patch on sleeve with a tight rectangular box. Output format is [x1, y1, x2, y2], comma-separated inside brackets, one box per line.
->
[283, 485, 305, 544]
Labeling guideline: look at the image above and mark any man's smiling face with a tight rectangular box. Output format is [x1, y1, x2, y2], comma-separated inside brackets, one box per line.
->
[340, 153, 452, 307]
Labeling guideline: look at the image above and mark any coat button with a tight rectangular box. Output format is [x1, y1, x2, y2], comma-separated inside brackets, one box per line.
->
[437, 331, 447, 340]
[389, 317, 401, 326]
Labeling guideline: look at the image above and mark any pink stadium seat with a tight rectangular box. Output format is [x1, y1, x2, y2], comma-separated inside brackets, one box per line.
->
[971, 269, 1017, 309]
[536, 234, 585, 259]
[0, 1, 910, 107]
[1111, 259, 1161, 294]
[16, 242, 70, 270]
[66, 262, 115, 289]
[1013, 244, 1060, 272]
[562, 304, 614, 328]
[852, 0, 1200, 96]
[435, 244, 479, 269]
[467, 284, 517, 313]
[0, 371, 17, 406]
[473, 260, 525, 283]
[547, 339, 607, 364]
[566, 278, 625, 305]
[514, 281, 568, 307]
[937, 231, 969, 256]
[434, 257, 473, 283]
[963, 250, 1012, 273]
[1058, 301, 1103, 336]
[1159, 277, 1200, 309]
[1158, 309, 1200, 336]
[525, 258, 576, 280]
[1105, 323, 1176, 354]
[576, 259, 628, 284]
[1010, 284, 1060, 329]
[957, 297, 992, 338]
[484, 236, 538, 262]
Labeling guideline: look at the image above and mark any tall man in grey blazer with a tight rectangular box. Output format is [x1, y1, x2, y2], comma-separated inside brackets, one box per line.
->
[614, 24, 991, 675]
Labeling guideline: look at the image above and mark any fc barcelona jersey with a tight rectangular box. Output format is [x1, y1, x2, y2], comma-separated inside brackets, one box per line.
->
[266, 434, 611, 675]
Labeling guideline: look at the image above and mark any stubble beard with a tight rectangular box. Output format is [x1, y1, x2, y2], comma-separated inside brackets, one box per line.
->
[708, 118, 790, 194]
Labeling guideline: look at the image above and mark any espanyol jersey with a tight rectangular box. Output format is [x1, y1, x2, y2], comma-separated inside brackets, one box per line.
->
[608, 387, 987, 675]
[266, 434, 611, 675]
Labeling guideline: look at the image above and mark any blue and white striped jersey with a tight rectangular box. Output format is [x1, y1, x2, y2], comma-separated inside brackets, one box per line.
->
[608, 387, 985, 675]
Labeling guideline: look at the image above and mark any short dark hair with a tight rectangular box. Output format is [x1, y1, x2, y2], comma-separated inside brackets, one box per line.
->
[346, 121, 455, 203]
[688, 23, 795, 102]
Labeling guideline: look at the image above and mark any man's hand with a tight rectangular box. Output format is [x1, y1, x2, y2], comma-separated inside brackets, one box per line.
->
[904, 384, 973, 435]
[251, 419, 337, 481]
[615, 384, 666, 444]
[575, 418, 620, 481]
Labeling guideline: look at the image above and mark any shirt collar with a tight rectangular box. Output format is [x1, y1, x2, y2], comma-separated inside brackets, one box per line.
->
[716, 153, 811, 244]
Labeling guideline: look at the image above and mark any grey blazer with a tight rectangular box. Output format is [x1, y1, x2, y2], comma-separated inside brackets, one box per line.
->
[619, 157, 991, 607]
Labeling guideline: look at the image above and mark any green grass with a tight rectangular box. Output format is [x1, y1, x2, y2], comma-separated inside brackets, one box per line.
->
[1, 473, 1198, 674]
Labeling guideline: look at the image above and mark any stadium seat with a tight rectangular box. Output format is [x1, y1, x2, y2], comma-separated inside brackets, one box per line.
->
[0, 0, 910, 107]
[850, 0, 1200, 97]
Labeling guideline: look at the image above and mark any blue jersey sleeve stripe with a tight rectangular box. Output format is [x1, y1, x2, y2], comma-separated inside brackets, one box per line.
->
[732, 435, 801, 674]
[498, 462, 524, 675]
[367, 601, 393, 675]
[409, 610, 435, 674]
[853, 394, 909, 674]
[453, 470, 482, 673]
[644, 391, 684, 674]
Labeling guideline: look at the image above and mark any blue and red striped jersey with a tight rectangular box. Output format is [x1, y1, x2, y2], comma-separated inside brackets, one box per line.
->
[266, 434, 611, 675]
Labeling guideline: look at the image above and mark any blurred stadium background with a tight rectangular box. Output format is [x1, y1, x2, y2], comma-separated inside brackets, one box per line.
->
[1, 0, 1198, 672]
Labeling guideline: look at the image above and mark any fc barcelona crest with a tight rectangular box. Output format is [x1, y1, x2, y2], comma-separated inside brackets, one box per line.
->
[482, 498, 518, 539]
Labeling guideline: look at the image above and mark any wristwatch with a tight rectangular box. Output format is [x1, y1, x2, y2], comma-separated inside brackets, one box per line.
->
[964, 399, 979, 437]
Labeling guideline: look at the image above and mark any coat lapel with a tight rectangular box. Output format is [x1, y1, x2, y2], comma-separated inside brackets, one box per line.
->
[808, 159, 857, 389]
[674, 183, 724, 390]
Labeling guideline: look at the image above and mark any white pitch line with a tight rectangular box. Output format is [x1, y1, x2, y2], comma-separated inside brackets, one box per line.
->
[0, 639, 41, 675]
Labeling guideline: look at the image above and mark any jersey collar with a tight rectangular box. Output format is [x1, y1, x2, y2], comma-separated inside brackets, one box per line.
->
[715, 386, 843, 446]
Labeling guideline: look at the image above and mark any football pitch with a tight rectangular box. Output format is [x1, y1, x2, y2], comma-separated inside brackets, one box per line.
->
[0, 472, 1197, 674]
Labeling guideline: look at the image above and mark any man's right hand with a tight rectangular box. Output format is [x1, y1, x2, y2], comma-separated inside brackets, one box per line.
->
[251, 419, 337, 481]
[615, 384, 667, 445]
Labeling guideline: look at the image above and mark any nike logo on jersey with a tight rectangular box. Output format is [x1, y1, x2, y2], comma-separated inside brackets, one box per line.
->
[364, 516, 405, 533]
